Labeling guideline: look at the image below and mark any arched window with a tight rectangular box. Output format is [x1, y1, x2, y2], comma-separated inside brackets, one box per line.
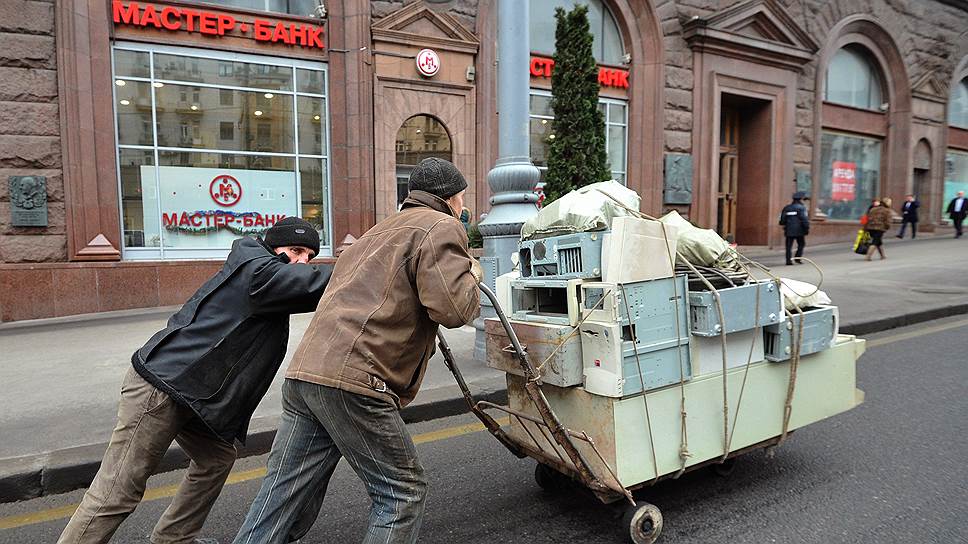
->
[824, 46, 884, 110]
[395, 115, 452, 208]
[530, 0, 625, 65]
[950, 78, 968, 129]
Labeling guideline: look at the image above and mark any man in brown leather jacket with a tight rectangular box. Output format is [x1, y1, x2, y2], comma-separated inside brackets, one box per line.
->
[233, 158, 481, 544]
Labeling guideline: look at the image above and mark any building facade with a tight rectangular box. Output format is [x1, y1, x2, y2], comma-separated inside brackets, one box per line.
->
[1, 0, 967, 321]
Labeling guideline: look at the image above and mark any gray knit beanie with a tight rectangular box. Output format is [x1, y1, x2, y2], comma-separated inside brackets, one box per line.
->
[408, 158, 467, 199]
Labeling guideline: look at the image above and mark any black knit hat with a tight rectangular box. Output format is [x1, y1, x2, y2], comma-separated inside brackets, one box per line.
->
[264, 217, 320, 255]
[408, 158, 467, 199]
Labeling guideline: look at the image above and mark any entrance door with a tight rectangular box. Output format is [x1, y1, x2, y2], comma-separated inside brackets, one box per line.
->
[395, 115, 452, 210]
[717, 108, 740, 242]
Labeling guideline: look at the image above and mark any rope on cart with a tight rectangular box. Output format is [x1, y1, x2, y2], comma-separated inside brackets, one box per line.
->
[590, 190, 808, 466]
[620, 284, 663, 485]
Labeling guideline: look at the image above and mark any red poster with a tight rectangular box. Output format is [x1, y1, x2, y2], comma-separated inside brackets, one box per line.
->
[831, 161, 856, 201]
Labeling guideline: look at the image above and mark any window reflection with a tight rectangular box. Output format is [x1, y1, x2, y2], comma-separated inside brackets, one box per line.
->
[113, 47, 330, 255]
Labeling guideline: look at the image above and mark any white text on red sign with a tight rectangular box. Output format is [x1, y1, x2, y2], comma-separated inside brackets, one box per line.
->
[112, 1, 325, 49]
[529, 56, 630, 89]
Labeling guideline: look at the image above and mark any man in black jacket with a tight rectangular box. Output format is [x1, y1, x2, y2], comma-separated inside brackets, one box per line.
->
[896, 194, 920, 239]
[780, 191, 810, 265]
[947, 190, 967, 238]
[58, 217, 332, 544]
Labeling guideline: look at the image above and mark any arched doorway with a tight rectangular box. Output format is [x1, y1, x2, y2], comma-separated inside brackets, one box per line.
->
[394, 115, 453, 209]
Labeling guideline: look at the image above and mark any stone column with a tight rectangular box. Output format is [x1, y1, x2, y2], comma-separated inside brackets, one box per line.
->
[473, 0, 540, 360]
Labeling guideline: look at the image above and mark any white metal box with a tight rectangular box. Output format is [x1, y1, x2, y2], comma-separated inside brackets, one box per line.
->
[689, 329, 765, 377]
[484, 318, 583, 387]
[688, 280, 783, 336]
[579, 321, 691, 398]
[510, 277, 585, 326]
[764, 305, 839, 362]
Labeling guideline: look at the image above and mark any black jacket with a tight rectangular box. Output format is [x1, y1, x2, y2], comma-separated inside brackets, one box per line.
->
[947, 197, 967, 219]
[779, 201, 810, 237]
[901, 200, 920, 222]
[132, 237, 332, 443]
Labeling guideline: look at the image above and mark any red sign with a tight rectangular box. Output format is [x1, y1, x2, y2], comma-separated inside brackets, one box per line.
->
[831, 161, 857, 201]
[210, 174, 242, 207]
[416, 49, 440, 77]
[529, 56, 629, 89]
[162, 210, 285, 232]
[112, 1, 325, 49]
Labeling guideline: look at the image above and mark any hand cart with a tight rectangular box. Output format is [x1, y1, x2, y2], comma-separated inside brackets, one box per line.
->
[437, 282, 865, 544]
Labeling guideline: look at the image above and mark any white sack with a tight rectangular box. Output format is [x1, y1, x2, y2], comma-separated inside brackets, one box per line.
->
[778, 277, 832, 311]
[658, 210, 739, 270]
[522, 180, 640, 240]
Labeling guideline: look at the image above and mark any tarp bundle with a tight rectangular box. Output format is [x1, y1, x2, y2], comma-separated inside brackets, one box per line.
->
[659, 210, 740, 270]
[521, 180, 639, 240]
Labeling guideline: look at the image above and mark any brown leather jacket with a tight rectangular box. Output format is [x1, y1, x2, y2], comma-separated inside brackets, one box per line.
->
[866, 206, 893, 232]
[286, 191, 480, 407]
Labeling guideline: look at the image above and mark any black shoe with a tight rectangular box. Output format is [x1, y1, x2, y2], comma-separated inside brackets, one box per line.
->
[786, 261, 793, 266]
[794, 260, 803, 265]
[895, 235, 902, 239]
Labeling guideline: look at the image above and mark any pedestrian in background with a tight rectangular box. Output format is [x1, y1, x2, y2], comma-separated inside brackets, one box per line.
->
[946, 190, 967, 238]
[58, 218, 332, 544]
[779, 191, 810, 265]
[896, 194, 919, 239]
[865, 197, 893, 261]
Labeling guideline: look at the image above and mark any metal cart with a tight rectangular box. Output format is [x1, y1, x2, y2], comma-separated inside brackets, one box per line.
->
[438, 282, 864, 544]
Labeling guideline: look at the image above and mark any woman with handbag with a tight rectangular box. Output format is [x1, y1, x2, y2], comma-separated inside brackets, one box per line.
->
[864, 197, 893, 261]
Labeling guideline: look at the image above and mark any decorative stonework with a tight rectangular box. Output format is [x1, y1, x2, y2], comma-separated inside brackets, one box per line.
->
[683, 0, 818, 70]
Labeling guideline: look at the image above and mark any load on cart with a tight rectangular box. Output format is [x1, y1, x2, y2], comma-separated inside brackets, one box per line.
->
[438, 181, 865, 544]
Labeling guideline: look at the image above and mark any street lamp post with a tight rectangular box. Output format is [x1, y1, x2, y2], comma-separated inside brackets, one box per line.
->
[473, 0, 540, 360]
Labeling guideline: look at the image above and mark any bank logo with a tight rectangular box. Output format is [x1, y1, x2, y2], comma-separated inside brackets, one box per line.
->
[416, 49, 440, 77]
[210, 174, 242, 207]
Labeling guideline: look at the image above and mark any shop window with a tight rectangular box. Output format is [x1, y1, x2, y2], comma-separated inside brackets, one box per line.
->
[112, 44, 331, 259]
[816, 132, 882, 221]
[530, 0, 625, 66]
[824, 46, 885, 111]
[950, 78, 968, 129]
[528, 90, 627, 184]
[201, 0, 321, 17]
[395, 115, 452, 209]
[943, 151, 968, 222]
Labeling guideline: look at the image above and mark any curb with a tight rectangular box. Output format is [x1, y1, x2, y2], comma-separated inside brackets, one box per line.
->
[0, 380, 508, 504]
[2, 304, 966, 504]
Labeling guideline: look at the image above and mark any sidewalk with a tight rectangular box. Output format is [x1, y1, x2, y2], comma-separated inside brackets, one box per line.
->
[2, 231, 967, 501]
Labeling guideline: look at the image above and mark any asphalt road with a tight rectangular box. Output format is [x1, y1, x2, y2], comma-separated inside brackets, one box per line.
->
[1, 316, 966, 544]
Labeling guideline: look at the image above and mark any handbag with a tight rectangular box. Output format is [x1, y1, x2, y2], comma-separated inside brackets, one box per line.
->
[859, 214, 869, 226]
[853, 229, 871, 254]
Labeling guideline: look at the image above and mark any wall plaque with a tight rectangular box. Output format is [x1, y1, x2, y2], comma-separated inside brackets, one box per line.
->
[663, 153, 693, 205]
[8, 176, 48, 227]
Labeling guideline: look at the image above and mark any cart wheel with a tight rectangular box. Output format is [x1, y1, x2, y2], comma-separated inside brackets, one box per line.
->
[623, 502, 663, 544]
[534, 463, 568, 493]
[713, 458, 736, 477]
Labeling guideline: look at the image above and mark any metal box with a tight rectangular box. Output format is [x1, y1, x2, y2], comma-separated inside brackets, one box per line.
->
[690, 329, 765, 377]
[580, 275, 689, 332]
[518, 232, 604, 280]
[764, 306, 839, 362]
[484, 318, 583, 387]
[688, 280, 783, 336]
[510, 277, 584, 326]
[579, 321, 691, 397]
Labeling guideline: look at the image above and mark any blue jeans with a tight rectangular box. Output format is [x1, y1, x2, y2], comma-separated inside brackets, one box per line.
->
[233, 379, 427, 544]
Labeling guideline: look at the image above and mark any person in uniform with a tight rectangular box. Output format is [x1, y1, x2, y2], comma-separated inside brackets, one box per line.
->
[779, 191, 810, 265]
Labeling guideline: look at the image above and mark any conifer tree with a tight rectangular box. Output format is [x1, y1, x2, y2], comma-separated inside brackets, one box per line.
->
[542, 4, 610, 204]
